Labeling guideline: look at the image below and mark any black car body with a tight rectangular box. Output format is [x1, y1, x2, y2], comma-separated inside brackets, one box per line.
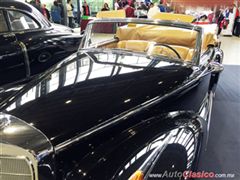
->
[0, 19, 223, 180]
[0, 0, 82, 85]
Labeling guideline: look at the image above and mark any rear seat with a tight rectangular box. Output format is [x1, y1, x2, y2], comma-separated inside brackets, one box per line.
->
[115, 24, 218, 61]
[115, 25, 197, 61]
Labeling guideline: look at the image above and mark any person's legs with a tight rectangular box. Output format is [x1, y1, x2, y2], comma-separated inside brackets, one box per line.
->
[217, 25, 222, 35]
[236, 21, 240, 37]
[233, 18, 237, 35]
[68, 17, 73, 28]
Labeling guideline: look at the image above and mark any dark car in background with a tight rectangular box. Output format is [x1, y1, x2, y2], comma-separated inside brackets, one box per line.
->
[0, 18, 223, 180]
[0, 0, 82, 85]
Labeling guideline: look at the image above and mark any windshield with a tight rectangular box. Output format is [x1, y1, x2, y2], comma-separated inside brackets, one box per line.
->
[82, 20, 200, 62]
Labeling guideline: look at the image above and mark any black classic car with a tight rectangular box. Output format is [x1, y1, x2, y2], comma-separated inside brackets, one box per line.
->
[0, 18, 223, 180]
[0, 0, 82, 85]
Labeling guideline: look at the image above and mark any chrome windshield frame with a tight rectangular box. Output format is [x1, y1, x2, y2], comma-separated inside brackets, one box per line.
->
[79, 18, 203, 65]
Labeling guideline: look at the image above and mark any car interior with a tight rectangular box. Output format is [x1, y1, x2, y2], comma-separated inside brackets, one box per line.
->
[96, 23, 217, 61]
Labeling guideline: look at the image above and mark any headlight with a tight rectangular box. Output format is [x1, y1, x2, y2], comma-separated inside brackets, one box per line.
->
[0, 143, 38, 180]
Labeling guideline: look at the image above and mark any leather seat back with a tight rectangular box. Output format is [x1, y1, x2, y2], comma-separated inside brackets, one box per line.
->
[117, 40, 155, 52]
[202, 32, 217, 51]
[116, 25, 197, 48]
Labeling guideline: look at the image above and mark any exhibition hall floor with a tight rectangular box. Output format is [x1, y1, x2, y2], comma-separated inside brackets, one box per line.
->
[199, 36, 240, 180]
[220, 36, 240, 65]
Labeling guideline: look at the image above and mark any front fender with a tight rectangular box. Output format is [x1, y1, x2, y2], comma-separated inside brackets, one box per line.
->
[66, 111, 207, 180]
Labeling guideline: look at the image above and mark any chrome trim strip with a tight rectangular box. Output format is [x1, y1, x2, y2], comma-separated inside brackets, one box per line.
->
[0, 172, 32, 176]
[198, 91, 214, 148]
[88, 18, 202, 31]
[17, 41, 31, 77]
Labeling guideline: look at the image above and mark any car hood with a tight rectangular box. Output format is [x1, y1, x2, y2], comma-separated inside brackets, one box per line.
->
[1, 51, 194, 147]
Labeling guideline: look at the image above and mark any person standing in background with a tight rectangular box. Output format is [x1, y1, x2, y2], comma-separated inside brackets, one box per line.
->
[122, 0, 128, 7]
[67, 0, 74, 28]
[101, 3, 110, 11]
[82, 1, 90, 16]
[147, 2, 159, 19]
[145, 0, 151, 7]
[42, 4, 50, 20]
[57, 0, 65, 25]
[118, 0, 123, 9]
[233, 4, 240, 36]
[128, 0, 132, 6]
[114, 0, 120, 10]
[30, 0, 43, 13]
[51, 1, 62, 24]
[124, 3, 135, 17]
[217, 9, 225, 35]
[135, 2, 148, 18]
[158, 0, 166, 12]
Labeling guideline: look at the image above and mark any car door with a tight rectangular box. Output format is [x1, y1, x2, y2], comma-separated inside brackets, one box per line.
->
[0, 10, 26, 85]
[6, 9, 42, 76]
[5, 9, 62, 76]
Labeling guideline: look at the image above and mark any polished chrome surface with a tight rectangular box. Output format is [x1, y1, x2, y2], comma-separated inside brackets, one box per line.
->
[0, 113, 53, 159]
[198, 91, 214, 147]
[209, 61, 224, 73]
[0, 143, 38, 180]
[0, 113, 10, 129]
[88, 18, 202, 31]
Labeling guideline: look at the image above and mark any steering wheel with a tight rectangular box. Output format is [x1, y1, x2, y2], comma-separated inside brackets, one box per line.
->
[150, 43, 182, 59]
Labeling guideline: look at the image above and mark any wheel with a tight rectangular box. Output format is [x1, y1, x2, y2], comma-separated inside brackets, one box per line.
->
[37, 51, 52, 63]
[148, 143, 188, 180]
[150, 43, 182, 59]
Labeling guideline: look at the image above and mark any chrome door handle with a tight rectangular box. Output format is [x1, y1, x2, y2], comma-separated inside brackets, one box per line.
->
[3, 33, 16, 38]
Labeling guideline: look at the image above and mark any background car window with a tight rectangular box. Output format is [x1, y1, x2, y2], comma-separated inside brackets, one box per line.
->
[7, 10, 39, 31]
[0, 10, 8, 32]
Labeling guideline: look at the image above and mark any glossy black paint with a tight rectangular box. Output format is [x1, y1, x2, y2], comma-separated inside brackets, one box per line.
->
[0, 45, 221, 179]
[0, 0, 82, 85]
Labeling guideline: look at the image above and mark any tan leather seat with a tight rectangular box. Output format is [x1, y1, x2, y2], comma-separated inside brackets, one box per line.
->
[116, 25, 197, 48]
[115, 25, 200, 61]
[202, 32, 217, 51]
[117, 40, 155, 52]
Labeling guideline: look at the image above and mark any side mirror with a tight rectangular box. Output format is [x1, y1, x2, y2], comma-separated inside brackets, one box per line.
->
[209, 61, 224, 73]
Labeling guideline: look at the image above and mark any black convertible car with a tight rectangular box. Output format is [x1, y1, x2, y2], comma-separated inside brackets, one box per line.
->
[0, 0, 82, 85]
[0, 19, 223, 180]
